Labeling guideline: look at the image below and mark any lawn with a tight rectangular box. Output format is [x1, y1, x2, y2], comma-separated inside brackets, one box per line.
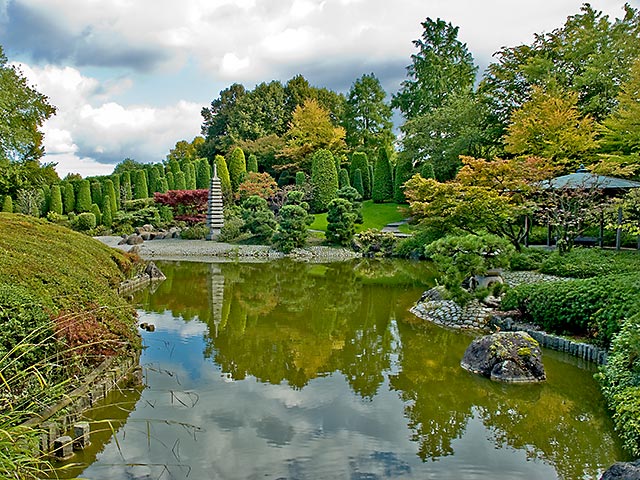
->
[309, 200, 408, 232]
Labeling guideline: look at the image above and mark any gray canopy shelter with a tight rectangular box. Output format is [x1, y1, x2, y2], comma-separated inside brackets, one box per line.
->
[541, 167, 640, 249]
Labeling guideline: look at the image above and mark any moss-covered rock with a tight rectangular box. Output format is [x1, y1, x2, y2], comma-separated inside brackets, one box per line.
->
[461, 331, 546, 383]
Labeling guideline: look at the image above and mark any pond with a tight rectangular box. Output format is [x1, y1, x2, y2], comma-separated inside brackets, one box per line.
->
[58, 259, 625, 479]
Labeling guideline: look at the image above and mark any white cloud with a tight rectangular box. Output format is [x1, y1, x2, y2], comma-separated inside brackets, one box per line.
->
[14, 63, 202, 178]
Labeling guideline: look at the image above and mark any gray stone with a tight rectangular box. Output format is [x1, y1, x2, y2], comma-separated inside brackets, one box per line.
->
[128, 245, 141, 255]
[140, 232, 151, 241]
[600, 460, 640, 480]
[126, 234, 143, 245]
[461, 331, 546, 383]
[73, 422, 90, 450]
[145, 261, 166, 281]
[53, 435, 73, 459]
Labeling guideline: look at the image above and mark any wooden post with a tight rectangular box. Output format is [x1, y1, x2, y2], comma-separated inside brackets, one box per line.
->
[616, 206, 623, 250]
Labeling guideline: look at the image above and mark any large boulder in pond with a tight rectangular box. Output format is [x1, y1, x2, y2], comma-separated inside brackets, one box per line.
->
[461, 331, 546, 383]
[600, 460, 640, 480]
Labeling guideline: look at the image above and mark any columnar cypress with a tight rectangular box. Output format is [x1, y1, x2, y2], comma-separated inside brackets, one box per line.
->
[339, 168, 351, 189]
[103, 179, 117, 216]
[76, 180, 92, 213]
[196, 159, 211, 189]
[310, 149, 339, 212]
[295, 171, 306, 186]
[102, 194, 113, 228]
[372, 147, 394, 203]
[421, 162, 435, 179]
[110, 174, 121, 211]
[169, 160, 181, 176]
[228, 147, 247, 192]
[134, 170, 148, 199]
[63, 182, 75, 213]
[166, 171, 175, 190]
[174, 171, 186, 190]
[185, 162, 197, 190]
[247, 154, 258, 173]
[2, 195, 12, 213]
[90, 181, 103, 207]
[50, 185, 63, 215]
[91, 203, 102, 225]
[393, 154, 414, 204]
[353, 169, 364, 197]
[121, 171, 132, 202]
[215, 155, 232, 197]
[159, 177, 168, 193]
[149, 167, 161, 193]
[350, 152, 371, 199]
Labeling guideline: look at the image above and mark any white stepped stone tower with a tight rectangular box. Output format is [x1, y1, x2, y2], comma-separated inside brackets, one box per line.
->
[206, 163, 224, 241]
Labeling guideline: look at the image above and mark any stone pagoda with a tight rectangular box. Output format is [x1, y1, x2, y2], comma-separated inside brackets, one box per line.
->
[206, 164, 224, 240]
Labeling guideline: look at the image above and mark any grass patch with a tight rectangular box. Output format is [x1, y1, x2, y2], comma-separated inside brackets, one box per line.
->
[310, 201, 407, 233]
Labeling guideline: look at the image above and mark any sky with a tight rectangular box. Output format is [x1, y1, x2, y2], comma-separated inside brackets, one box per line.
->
[0, 0, 637, 178]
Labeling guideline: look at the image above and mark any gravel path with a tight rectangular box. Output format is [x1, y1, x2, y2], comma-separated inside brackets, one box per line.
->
[95, 236, 359, 263]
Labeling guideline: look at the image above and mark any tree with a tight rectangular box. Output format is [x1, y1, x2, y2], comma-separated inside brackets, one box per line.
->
[326, 198, 357, 246]
[228, 147, 247, 192]
[353, 169, 364, 198]
[247, 154, 258, 173]
[504, 86, 599, 172]
[392, 17, 476, 120]
[350, 152, 371, 199]
[2, 195, 12, 212]
[343, 73, 393, 154]
[148, 167, 161, 194]
[103, 179, 117, 218]
[184, 162, 197, 190]
[215, 155, 232, 198]
[201, 83, 247, 154]
[196, 158, 211, 189]
[49, 184, 62, 215]
[120, 171, 132, 202]
[62, 182, 75, 214]
[102, 194, 113, 228]
[0, 45, 56, 163]
[133, 170, 149, 199]
[241, 195, 276, 241]
[281, 99, 346, 171]
[76, 180, 92, 213]
[295, 171, 306, 186]
[90, 203, 101, 225]
[113, 158, 144, 175]
[480, 4, 640, 139]
[110, 174, 121, 210]
[310, 149, 339, 212]
[394, 154, 414, 203]
[372, 147, 393, 203]
[166, 171, 175, 190]
[596, 58, 640, 177]
[90, 181, 103, 207]
[400, 92, 493, 180]
[420, 162, 435, 179]
[273, 193, 313, 253]
[236, 172, 278, 203]
[174, 171, 186, 190]
[339, 168, 351, 189]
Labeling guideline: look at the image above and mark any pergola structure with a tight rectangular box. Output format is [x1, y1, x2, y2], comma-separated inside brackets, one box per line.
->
[541, 167, 640, 250]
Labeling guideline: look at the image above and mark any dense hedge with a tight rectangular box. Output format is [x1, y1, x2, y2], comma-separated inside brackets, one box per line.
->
[598, 313, 640, 455]
[501, 273, 640, 346]
[540, 249, 640, 278]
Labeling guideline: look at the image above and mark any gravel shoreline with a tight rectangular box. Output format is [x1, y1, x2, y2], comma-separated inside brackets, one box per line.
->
[95, 236, 359, 263]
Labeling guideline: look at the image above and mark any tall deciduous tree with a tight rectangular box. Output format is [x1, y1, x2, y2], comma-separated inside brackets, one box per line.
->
[281, 99, 346, 171]
[201, 83, 247, 154]
[504, 86, 599, 172]
[0, 45, 56, 163]
[344, 73, 393, 155]
[392, 17, 476, 120]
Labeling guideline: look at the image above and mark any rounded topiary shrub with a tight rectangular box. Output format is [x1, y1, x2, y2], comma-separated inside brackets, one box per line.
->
[75, 212, 97, 231]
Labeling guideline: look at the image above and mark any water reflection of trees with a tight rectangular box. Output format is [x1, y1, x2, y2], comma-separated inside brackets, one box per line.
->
[136, 260, 623, 477]
[389, 321, 624, 479]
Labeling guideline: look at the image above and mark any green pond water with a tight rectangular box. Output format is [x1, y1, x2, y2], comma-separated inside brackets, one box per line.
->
[58, 259, 626, 479]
